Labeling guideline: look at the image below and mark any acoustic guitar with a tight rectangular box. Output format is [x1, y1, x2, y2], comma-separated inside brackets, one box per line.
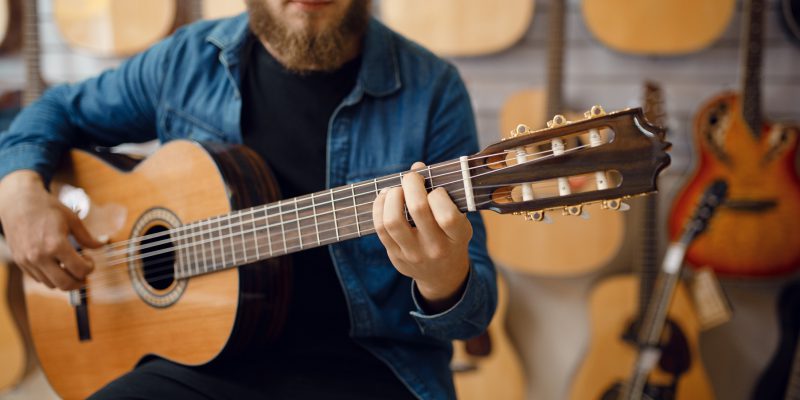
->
[483, 0, 624, 276]
[752, 280, 800, 400]
[581, 0, 734, 55]
[452, 274, 525, 400]
[0, 0, 21, 53]
[21, 107, 669, 399]
[53, 0, 177, 57]
[569, 83, 715, 400]
[668, 0, 800, 277]
[378, 0, 534, 57]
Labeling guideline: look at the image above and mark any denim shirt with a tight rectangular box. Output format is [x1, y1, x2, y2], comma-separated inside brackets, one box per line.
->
[0, 15, 497, 399]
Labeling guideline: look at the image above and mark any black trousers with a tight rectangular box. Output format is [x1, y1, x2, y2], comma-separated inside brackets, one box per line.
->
[88, 356, 416, 400]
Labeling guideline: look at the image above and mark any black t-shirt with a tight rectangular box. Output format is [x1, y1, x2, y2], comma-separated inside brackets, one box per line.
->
[238, 35, 414, 398]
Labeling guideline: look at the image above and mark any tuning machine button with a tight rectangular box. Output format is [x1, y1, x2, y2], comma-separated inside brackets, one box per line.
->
[584, 105, 606, 119]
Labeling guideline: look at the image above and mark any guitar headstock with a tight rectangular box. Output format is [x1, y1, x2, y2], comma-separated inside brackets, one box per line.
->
[470, 106, 670, 219]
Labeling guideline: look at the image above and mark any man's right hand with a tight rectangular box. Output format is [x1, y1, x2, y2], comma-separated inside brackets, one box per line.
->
[0, 170, 103, 290]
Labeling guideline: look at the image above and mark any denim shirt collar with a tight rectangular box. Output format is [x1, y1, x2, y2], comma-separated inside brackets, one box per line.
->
[204, 13, 401, 98]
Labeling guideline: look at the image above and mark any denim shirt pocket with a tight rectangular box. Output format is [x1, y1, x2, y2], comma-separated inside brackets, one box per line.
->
[160, 107, 229, 143]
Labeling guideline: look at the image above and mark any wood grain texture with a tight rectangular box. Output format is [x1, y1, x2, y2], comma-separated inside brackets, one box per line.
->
[582, 0, 735, 55]
[0, 262, 26, 393]
[569, 276, 715, 400]
[27, 142, 243, 399]
[53, 0, 176, 56]
[379, 0, 534, 56]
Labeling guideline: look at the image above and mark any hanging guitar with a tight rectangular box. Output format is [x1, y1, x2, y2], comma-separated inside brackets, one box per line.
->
[611, 180, 728, 400]
[570, 82, 714, 400]
[20, 107, 669, 399]
[668, 0, 800, 277]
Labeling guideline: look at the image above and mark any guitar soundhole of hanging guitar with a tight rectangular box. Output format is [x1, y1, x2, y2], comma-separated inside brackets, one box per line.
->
[127, 207, 187, 308]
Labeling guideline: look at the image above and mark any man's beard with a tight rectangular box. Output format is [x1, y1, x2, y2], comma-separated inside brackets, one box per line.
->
[246, 0, 369, 73]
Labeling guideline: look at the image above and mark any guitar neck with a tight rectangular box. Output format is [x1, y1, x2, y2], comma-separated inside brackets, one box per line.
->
[22, 0, 44, 105]
[740, 0, 766, 135]
[174, 160, 467, 279]
[545, 0, 566, 118]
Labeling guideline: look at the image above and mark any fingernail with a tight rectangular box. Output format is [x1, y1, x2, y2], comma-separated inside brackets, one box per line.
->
[380, 188, 388, 195]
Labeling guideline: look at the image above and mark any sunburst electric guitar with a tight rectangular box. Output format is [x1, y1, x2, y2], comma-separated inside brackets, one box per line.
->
[668, 0, 800, 277]
[21, 107, 669, 400]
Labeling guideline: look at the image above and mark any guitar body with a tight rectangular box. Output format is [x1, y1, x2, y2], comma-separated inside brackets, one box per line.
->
[0, 262, 26, 393]
[669, 93, 800, 277]
[582, 0, 734, 55]
[26, 141, 290, 400]
[484, 89, 625, 276]
[452, 274, 525, 400]
[379, 0, 533, 56]
[53, 0, 177, 56]
[569, 276, 715, 400]
[0, 0, 21, 53]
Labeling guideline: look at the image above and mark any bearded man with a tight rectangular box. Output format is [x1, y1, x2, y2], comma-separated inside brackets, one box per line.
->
[0, 1, 497, 398]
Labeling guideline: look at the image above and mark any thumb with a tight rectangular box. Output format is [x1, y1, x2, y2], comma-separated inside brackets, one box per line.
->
[65, 211, 104, 249]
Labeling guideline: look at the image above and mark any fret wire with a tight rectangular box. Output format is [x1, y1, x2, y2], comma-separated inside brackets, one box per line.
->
[191, 224, 200, 275]
[350, 184, 361, 237]
[175, 224, 186, 278]
[426, 166, 433, 190]
[251, 208, 260, 261]
[312, 193, 321, 245]
[205, 218, 217, 270]
[203, 218, 213, 272]
[279, 200, 288, 254]
[294, 197, 303, 249]
[264, 205, 273, 257]
[216, 216, 227, 269]
[330, 190, 340, 241]
[373, 178, 378, 196]
[228, 213, 237, 265]
[238, 212, 248, 263]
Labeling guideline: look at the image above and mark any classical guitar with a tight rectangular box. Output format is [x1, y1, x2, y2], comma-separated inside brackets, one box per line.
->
[570, 84, 714, 400]
[581, 0, 734, 55]
[53, 0, 177, 57]
[22, 108, 669, 400]
[451, 274, 525, 400]
[752, 280, 800, 400]
[0, 0, 21, 54]
[668, 0, 800, 277]
[378, 0, 533, 57]
[484, 0, 625, 276]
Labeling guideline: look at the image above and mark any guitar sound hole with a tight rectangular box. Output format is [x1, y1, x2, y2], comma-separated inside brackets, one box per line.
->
[141, 225, 175, 290]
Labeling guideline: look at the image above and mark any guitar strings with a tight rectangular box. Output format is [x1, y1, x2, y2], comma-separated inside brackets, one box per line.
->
[68, 147, 605, 292]
[93, 142, 593, 265]
[68, 194, 506, 295]
[71, 172, 593, 293]
[60, 143, 608, 293]
[94, 142, 594, 259]
[89, 146, 531, 255]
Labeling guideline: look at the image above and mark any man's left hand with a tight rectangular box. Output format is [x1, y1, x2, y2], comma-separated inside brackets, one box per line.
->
[372, 162, 473, 313]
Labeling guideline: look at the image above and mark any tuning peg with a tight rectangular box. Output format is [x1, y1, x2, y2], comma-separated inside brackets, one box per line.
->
[602, 198, 622, 210]
[546, 114, 567, 128]
[525, 210, 545, 222]
[584, 105, 606, 119]
[563, 204, 583, 216]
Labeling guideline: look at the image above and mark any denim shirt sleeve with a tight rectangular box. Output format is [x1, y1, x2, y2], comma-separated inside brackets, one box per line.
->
[0, 34, 175, 184]
[408, 64, 498, 341]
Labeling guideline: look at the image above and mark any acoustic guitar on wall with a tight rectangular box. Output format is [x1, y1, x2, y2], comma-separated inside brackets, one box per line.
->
[378, 0, 534, 57]
[53, 0, 177, 57]
[451, 274, 525, 400]
[668, 0, 800, 277]
[483, 0, 625, 277]
[581, 0, 734, 55]
[569, 83, 714, 400]
[20, 108, 669, 399]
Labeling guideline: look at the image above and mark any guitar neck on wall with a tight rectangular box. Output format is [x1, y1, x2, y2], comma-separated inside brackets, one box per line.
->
[25, 107, 669, 399]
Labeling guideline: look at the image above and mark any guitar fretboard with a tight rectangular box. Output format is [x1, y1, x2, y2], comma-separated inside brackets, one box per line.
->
[173, 161, 466, 279]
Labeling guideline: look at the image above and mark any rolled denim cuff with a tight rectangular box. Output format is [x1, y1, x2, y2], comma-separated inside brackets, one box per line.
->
[409, 263, 492, 340]
[0, 143, 58, 185]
